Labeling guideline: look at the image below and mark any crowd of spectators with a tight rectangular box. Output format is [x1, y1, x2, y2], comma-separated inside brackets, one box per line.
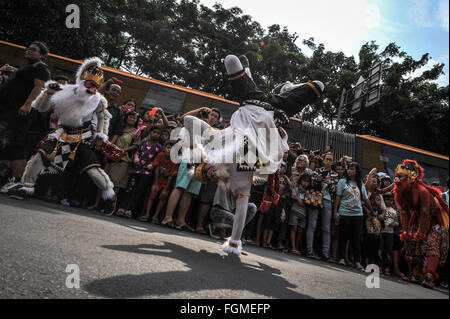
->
[0, 42, 448, 291]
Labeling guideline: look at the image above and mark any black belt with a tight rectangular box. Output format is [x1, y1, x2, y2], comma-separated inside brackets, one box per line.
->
[62, 121, 92, 134]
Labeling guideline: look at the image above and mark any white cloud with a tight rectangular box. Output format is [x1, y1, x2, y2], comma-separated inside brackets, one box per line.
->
[365, 3, 381, 29]
[437, 0, 449, 32]
[408, 0, 435, 28]
[408, 0, 449, 32]
[199, 0, 380, 58]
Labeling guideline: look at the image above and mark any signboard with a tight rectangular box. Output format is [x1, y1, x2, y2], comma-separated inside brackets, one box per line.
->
[345, 62, 383, 114]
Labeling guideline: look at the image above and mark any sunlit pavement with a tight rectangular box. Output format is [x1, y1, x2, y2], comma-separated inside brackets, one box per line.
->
[0, 195, 447, 299]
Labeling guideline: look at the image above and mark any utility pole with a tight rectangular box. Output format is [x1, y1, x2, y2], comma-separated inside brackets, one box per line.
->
[336, 88, 346, 131]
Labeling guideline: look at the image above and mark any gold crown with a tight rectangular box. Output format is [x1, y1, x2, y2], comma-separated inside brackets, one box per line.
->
[395, 164, 418, 181]
[80, 64, 104, 87]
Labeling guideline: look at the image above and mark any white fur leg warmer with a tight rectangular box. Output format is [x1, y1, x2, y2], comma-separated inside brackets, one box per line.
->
[230, 194, 250, 243]
[86, 167, 114, 199]
[95, 132, 109, 142]
[21, 153, 45, 185]
[221, 238, 243, 256]
[102, 188, 115, 200]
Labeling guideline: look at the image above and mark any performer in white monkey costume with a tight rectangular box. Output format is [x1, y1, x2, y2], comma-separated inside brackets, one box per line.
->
[182, 55, 325, 256]
[18, 58, 115, 202]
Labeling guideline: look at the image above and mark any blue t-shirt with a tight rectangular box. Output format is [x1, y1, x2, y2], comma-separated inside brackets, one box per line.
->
[291, 186, 306, 215]
[336, 178, 368, 216]
[294, 186, 305, 200]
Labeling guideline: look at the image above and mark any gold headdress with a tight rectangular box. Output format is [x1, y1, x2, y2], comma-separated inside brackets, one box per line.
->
[395, 162, 419, 182]
[76, 57, 104, 87]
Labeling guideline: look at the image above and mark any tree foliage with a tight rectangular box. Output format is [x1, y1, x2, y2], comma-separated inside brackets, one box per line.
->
[0, 0, 448, 154]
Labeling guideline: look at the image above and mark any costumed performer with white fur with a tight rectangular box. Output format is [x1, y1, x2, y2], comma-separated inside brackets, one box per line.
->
[18, 58, 115, 204]
[182, 55, 325, 256]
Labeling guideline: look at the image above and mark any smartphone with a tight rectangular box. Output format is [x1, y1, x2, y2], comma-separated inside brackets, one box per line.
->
[149, 107, 157, 116]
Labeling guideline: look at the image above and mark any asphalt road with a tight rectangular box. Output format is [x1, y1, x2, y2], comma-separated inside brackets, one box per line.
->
[0, 195, 448, 299]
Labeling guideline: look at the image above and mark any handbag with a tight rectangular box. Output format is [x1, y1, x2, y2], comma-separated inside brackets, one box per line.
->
[258, 193, 280, 213]
[304, 189, 323, 208]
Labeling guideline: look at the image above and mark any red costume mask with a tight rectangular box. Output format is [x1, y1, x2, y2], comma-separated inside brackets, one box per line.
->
[394, 173, 410, 192]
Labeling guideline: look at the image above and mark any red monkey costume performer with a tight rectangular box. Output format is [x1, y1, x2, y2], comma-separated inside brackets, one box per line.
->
[393, 159, 449, 288]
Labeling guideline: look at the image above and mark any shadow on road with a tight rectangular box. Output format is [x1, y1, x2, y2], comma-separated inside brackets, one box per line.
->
[85, 242, 314, 299]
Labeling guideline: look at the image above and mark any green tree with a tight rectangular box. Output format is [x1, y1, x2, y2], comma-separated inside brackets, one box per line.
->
[343, 41, 448, 155]
[0, 0, 107, 59]
[0, 0, 447, 154]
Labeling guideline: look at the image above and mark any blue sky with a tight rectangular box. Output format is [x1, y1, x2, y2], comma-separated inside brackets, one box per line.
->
[199, 0, 449, 86]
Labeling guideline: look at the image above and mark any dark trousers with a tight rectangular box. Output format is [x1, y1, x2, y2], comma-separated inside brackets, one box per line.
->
[364, 234, 381, 265]
[120, 173, 153, 213]
[380, 233, 394, 270]
[338, 215, 363, 263]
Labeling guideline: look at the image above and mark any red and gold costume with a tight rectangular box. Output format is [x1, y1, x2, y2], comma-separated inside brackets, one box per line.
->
[394, 159, 449, 288]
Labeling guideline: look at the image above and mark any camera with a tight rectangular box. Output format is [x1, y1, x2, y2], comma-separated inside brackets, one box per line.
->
[199, 109, 210, 119]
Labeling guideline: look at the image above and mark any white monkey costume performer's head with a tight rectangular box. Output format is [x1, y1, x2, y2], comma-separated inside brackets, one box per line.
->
[182, 55, 324, 256]
[19, 57, 115, 201]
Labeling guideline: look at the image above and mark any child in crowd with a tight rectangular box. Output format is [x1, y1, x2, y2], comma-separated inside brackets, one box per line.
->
[380, 192, 399, 275]
[261, 164, 291, 248]
[140, 140, 178, 223]
[255, 173, 280, 246]
[117, 126, 162, 218]
[160, 128, 170, 145]
[274, 163, 293, 251]
[364, 193, 383, 267]
[288, 172, 310, 255]
[103, 111, 141, 214]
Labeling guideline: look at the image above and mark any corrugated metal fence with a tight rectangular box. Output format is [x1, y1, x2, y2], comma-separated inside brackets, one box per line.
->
[286, 121, 355, 160]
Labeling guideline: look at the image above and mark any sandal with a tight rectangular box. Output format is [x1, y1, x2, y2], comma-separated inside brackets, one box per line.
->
[195, 227, 207, 234]
[407, 275, 421, 284]
[176, 223, 195, 232]
[151, 217, 160, 224]
[290, 249, 302, 256]
[306, 252, 321, 260]
[161, 219, 175, 228]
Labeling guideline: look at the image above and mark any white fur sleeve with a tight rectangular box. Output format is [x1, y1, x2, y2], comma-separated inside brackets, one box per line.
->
[32, 80, 63, 112]
[32, 89, 53, 112]
[95, 96, 110, 136]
